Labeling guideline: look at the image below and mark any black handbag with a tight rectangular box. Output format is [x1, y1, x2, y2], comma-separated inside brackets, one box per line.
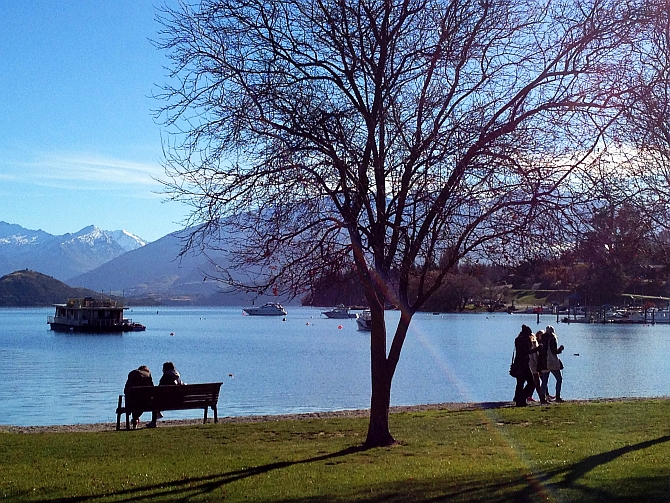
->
[509, 350, 518, 377]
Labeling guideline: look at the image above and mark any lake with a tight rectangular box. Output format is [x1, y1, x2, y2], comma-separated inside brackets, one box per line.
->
[1, 306, 669, 426]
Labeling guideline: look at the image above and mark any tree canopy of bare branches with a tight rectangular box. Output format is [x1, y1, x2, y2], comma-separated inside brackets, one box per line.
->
[603, 0, 670, 233]
[156, 0, 648, 446]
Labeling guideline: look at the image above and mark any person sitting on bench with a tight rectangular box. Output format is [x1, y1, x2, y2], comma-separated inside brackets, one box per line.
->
[159, 361, 186, 386]
[124, 365, 157, 428]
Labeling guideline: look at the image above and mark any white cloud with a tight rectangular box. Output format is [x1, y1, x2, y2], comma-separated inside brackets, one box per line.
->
[0, 151, 166, 192]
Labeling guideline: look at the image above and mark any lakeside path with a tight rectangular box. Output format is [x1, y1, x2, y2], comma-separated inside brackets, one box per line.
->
[1, 397, 665, 434]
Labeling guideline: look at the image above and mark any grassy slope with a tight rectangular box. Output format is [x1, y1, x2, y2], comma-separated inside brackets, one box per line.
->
[512, 290, 570, 308]
[2, 400, 670, 502]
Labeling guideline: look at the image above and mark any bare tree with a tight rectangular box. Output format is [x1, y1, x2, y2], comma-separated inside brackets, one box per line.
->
[606, 0, 670, 230]
[156, 0, 644, 446]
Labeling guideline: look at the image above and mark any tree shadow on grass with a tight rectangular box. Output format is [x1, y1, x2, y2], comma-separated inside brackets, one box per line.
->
[535, 434, 670, 503]
[41, 445, 366, 503]
[553, 435, 670, 486]
[268, 434, 670, 503]
[38, 435, 670, 503]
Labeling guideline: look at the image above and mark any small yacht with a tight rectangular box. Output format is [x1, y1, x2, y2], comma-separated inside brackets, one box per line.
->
[356, 309, 372, 331]
[243, 302, 287, 316]
[322, 305, 357, 319]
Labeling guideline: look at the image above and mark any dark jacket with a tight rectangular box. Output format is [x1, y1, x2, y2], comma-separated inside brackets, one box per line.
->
[514, 333, 532, 366]
[513, 326, 541, 374]
[124, 368, 154, 394]
[159, 369, 184, 386]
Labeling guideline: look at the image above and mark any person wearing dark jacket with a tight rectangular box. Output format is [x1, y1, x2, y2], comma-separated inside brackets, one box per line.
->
[124, 365, 156, 428]
[512, 325, 542, 407]
[529, 330, 547, 404]
[159, 361, 185, 386]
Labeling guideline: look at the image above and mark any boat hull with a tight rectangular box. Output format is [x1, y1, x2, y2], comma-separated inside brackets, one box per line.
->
[243, 310, 286, 316]
[356, 319, 371, 330]
[48, 322, 145, 333]
[323, 312, 357, 319]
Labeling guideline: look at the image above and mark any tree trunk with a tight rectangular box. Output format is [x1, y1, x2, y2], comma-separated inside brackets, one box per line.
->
[365, 366, 394, 447]
[364, 301, 396, 447]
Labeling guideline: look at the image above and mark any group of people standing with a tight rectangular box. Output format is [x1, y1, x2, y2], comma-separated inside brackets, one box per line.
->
[124, 361, 185, 428]
[512, 324, 564, 406]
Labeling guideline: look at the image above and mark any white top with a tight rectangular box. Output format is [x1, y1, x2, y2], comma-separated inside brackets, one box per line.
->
[528, 335, 539, 373]
[546, 333, 562, 371]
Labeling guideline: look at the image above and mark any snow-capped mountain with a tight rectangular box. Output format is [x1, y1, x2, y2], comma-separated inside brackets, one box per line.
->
[110, 230, 146, 252]
[69, 230, 289, 306]
[0, 222, 147, 281]
[0, 222, 52, 246]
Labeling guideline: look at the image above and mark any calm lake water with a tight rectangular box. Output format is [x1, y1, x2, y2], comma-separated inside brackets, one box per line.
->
[1, 306, 669, 426]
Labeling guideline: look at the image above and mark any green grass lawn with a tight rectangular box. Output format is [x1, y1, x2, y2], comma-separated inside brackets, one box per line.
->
[2, 400, 670, 502]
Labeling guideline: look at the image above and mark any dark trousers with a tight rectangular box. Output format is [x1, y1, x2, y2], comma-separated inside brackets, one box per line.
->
[514, 368, 534, 406]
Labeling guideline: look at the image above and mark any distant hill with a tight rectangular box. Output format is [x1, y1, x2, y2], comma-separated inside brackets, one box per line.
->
[0, 222, 146, 281]
[0, 270, 103, 307]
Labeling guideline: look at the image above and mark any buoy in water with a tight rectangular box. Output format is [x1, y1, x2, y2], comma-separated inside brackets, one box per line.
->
[170, 332, 175, 336]
[338, 325, 343, 329]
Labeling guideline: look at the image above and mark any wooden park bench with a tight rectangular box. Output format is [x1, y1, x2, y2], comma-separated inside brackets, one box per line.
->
[116, 382, 223, 430]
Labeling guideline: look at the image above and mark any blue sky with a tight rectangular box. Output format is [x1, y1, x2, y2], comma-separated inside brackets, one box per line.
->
[0, 1, 188, 242]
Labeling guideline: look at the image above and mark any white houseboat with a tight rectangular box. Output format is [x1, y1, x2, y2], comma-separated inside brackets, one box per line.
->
[47, 297, 145, 333]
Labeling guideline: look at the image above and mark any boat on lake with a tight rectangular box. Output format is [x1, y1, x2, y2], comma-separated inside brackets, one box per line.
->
[322, 305, 357, 319]
[47, 297, 146, 333]
[562, 305, 670, 324]
[243, 302, 287, 316]
[356, 309, 372, 331]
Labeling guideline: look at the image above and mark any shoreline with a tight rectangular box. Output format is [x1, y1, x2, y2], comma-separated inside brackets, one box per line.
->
[1, 397, 665, 434]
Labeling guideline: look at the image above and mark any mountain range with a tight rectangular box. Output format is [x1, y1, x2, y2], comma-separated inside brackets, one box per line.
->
[0, 222, 288, 305]
[0, 222, 145, 281]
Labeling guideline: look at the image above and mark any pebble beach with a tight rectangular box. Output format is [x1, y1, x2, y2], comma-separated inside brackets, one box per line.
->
[1, 397, 659, 434]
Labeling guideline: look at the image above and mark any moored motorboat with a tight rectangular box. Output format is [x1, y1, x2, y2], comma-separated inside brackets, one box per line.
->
[322, 305, 357, 319]
[47, 297, 145, 333]
[124, 321, 147, 331]
[243, 302, 287, 316]
[356, 309, 372, 331]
